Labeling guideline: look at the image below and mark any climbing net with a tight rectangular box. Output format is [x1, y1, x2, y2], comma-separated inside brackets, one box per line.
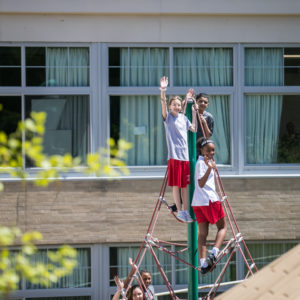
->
[115, 97, 258, 300]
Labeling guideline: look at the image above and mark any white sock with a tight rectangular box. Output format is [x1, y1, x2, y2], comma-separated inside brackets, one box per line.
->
[212, 247, 219, 258]
[200, 258, 207, 268]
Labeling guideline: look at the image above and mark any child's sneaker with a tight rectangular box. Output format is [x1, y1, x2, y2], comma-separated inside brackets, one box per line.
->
[177, 211, 186, 222]
[184, 211, 194, 223]
[200, 265, 211, 275]
[206, 253, 217, 268]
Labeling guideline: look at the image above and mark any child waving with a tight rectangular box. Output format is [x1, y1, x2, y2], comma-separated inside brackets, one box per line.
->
[160, 76, 197, 223]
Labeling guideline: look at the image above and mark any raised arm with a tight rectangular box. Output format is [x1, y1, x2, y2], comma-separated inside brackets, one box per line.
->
[189, 104, 198, 132]
[160, 76, 168, 120]
[112, 276, 124, 300]
[123, 257, 138, 289]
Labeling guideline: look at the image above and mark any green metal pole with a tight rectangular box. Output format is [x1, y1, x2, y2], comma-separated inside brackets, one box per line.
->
[186, 102, 198, 300]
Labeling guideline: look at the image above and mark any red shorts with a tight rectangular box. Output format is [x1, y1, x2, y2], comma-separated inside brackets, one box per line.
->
[193, 201, 225, 224]
[168, 159, 190, 188]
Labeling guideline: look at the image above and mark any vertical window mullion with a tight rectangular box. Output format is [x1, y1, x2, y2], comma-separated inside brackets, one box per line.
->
[169, 46, 173, 87]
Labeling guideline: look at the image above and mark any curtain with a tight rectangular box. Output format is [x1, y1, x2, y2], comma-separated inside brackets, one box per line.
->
[26, 248, 91, 289]
[42, 47, 89, 161]
[173, 48, 233, 87]
[207, 96, 230, 164]
[57, 95, 89, 159]
[117, 247, 171, 285]
[119, 48, 169, 166]
[245, 48, 284, 164]
[173, 48, 232, 164]
[47, 47, 89, 87]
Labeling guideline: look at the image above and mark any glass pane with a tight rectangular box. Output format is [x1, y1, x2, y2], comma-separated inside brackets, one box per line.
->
[246, 242, 297, 275]
[25, 95, 89, 166]
[26, 67, 46, 86]
[108, 47, 169, 86]
[284, 48, 300, 85]
[173, 48, 233, 86]
[27, 297, 91, 300]
[110, 95, 168, 166]
[26, 248, 91, 289]
[206, 95, 231, 164]
[0, 47, 21, 86]
[26, 47, 46, 66]
[245, 48, 284, 86]
[0, 46, 21, 65]
[0, 67, 21, 86]
[25, 47, 90, 87]
[245, 95, 300, 164]
[0, 96, 21, 135]
[109, 246, 171, 286]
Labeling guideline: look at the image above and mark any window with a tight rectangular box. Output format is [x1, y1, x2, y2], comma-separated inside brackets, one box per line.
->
[109, 246, 171, 286]
[108, 46, 232, 167]
[0, 47, 21, 86]
[173, 48, 233, 86]
[25, 95, 89, 164]
[245, 47, 300, 86]
[245, 95, 300, 164]
[246, 241, 297, 272]
[0, 45, 90, 169]
[245, 47, 300, 165]
[109, 47, 169, 87]
[26, 47, 90, 87]
[27, 297, 91, 300]
[0, 96, 21, 134]
[25, 248, 91, 289]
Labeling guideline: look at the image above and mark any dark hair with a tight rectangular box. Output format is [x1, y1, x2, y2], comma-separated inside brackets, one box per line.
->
[128, 285, 145, 300]
[196, 93, 209, 101]
[196, 137, 215, 156]
[140, 270, 151, 276]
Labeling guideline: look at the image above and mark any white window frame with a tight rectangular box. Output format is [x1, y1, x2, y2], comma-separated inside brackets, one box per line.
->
[240, 44, 300, 176]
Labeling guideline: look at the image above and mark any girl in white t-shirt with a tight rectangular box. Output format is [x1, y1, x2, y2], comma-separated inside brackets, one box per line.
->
[192, 138, 227, 274]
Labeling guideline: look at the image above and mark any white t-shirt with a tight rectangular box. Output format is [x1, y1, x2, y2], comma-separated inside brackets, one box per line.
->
[192, 156, 220, 206]
[164, 112, 191, 161]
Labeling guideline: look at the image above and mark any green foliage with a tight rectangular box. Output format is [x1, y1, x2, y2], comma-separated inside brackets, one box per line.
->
[0, 227, 77, 297]
[0, 109, 131, 296]
[0, 111, 131, 190]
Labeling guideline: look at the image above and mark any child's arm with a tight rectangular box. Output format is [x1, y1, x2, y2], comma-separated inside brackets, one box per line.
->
[199, 115, 212, 138]
[123, 257, 138, 289]
[189, 104, 198, 133]
[112, 276, 124, 300]
[198, 155, 216, 188]
[160, 76, 168, 120]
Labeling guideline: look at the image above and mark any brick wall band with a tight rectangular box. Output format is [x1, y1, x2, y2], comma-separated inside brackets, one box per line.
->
[0, 178, 299, 245]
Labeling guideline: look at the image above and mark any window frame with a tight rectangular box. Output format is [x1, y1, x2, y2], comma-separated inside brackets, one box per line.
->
[242, 44, 300, 173]
[104, 43, 237, 175]
[0, 42, 97, 177]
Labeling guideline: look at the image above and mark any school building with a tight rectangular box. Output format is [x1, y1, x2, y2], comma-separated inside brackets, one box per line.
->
[0, 0, 300, 299]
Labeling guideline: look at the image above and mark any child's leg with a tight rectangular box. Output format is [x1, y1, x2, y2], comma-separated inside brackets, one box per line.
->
[198, 222, 209, 259]
[214, 217, 227, 250]
[172, 186, 182, 211]
[181, 187, 188, 211]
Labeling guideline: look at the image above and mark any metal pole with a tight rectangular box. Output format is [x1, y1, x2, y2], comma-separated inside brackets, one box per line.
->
[187, 101, 198, 300]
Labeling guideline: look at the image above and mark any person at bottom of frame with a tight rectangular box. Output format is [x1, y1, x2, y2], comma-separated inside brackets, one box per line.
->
[112, 279, 145, 300]
[140, 270, 157, 300]
[191, 137, 227, 274]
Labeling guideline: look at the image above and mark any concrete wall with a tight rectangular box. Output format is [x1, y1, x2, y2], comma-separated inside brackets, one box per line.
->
[0, 0, 300, 43]
[1, 177, 299, 245]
